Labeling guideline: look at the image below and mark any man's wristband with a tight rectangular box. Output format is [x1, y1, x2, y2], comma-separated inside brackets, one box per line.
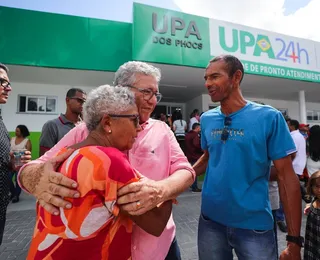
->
[286, 235, 304, 247]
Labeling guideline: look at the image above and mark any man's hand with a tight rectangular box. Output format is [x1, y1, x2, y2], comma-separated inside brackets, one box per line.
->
[20, 149, 80, 215]
[280, 243, 301, 260]
[117, 175, 164, 215]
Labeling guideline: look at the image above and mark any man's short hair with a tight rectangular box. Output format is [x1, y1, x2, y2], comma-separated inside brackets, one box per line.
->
[209, 55, 244, 84]
[0, 63, 8, 73]
[289, 119, 299, 130]
[192, 123, 200, 130]
[66, 88, 86, 98]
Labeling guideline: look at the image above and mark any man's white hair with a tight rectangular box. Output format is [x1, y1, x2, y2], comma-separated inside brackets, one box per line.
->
[83, 85, 136, 131]
[114, 61, 161, 86]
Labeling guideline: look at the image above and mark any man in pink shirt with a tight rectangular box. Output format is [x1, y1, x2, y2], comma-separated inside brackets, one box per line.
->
[18, 61, 195, 260]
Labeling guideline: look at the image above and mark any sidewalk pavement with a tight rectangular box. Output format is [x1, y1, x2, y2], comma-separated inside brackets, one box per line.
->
[1, 191, 307, 260]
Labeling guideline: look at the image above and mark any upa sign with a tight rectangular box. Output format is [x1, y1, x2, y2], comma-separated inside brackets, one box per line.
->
[152, 13, 203, 50]
[133, 3, 210, 68]
[209, 19, 320, 76]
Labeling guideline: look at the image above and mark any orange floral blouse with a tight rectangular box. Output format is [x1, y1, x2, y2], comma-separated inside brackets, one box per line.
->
[27, 146, 139, 260]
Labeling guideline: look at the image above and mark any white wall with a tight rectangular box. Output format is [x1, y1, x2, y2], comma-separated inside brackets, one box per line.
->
[185, 95, 203, 119]
[3, 81, 320, 132]
[202, 94, 320, 125]
[1, 82, 94, 132]
[2, 82, 189, 132]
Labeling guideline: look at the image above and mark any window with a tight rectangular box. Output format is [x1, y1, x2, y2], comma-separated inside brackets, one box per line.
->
[18, 95, 58, 114]
[277, 108, 288, 117]
[307, 111, 313, 121]
[307, 110, 320, 121]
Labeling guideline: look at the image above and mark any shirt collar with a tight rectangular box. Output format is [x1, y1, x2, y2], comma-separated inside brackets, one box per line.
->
[59, 113, 76, 125]
[291, 130, 300, 135]
[140, 119, 149, 130]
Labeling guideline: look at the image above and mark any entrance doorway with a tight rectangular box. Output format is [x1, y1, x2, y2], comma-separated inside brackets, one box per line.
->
[152, 105, 167, 119]
[152, 103, 185, 120]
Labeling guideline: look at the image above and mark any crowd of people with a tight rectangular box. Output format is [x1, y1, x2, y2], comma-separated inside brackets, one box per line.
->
[0, 54, 319, 260]
[156, 109, 203, 192]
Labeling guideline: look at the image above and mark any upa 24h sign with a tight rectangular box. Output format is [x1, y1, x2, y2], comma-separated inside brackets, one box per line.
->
[209, 19, 320, 82]
[133, 4, 320, 82]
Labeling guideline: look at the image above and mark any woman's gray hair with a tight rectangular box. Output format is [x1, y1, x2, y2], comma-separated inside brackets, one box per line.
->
[114, 61, 161, 86]
[83, 85, 136, 131]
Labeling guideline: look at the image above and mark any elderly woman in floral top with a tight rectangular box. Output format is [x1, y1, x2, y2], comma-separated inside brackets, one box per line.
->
[27, 85, 172, 260]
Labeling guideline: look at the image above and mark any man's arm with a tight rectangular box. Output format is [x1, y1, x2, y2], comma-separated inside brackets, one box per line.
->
[266, 112, 301, 259]
[129, 200, 172, 237]
[273, 156, 301, 239]
[291, 152, 297, 161]
[117, 124, 194, 215]
[193, 150, 209, 177]
[158, 169, 194, 200]
[269, 166, 278, 181]
[157, 126, 195, 201]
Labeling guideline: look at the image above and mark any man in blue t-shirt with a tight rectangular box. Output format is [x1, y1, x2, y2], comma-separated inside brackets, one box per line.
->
[193, 55, 303, 260]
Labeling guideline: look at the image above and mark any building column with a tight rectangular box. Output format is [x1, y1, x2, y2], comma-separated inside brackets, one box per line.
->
[299, 90, 307, 124]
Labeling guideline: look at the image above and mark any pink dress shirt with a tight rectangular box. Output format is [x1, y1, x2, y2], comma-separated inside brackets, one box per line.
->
[19, 119, 195, 260]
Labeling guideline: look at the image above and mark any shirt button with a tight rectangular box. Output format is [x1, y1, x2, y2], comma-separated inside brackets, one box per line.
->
[133, 246, 136, 250]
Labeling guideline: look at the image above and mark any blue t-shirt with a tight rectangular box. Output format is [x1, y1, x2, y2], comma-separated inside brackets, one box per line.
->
[200, 101, 296, 230]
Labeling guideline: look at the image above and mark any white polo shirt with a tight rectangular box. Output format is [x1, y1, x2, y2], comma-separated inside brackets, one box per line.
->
[188, 117, 199, 131]
[290, 130, 307, 175]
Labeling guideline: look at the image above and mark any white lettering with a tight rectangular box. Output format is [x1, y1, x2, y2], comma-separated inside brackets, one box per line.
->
[243, 62, 249, 71]
[250, 64, 258, 72]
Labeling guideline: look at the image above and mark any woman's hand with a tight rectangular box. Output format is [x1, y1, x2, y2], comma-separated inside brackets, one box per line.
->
[19, 149, 80, 215]
[10, 150, 32, 171]
[304, 203, 311, 215]
[21, 150, 32, 164]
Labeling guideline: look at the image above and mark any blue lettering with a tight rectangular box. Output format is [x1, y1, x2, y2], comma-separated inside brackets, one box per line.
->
[275, 38, 287, 61]
[297, 43, 310, 65]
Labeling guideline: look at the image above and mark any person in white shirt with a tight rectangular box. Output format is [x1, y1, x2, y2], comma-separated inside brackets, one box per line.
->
[10, 125, 32, 203]
[172, 112, 187, 153]
[307, 125, 320, 176]
[276, 119, 307, 232]
[188, 109, 200, 131]
[288, 119, 307, 176]
[173, 113, 187, 136]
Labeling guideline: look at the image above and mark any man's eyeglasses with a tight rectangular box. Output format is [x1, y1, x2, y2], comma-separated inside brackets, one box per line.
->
[69, 97, 86, 104]
[221, 117, 232, 143]
[108, 114, 140, 128]
[126, 85, 162, 103]
[0, 78, 11, 89]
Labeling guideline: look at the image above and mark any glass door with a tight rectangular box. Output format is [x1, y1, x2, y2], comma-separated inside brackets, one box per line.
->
[151, 105, 167, 119]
